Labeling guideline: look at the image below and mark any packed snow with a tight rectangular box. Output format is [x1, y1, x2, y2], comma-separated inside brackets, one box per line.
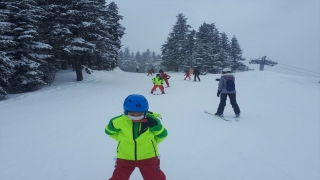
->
[0, 68, 319, 180]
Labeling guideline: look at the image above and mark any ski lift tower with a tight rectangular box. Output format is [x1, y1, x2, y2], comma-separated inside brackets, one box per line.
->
[249, 56, 277, 71]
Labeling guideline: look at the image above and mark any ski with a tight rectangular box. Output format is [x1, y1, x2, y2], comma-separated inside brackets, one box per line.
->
[152, 93, 166, 95]
[204, 110, 231, 121]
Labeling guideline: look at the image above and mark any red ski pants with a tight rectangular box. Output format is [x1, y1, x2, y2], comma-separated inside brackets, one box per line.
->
[151, 85, 164, 93]
[164, 79, 169, 86]
[184, 75, 191, 80]
[109, 157, 166, 180]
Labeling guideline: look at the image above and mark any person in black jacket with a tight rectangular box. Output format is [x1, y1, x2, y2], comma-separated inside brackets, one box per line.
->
[193, 68, 201, 82]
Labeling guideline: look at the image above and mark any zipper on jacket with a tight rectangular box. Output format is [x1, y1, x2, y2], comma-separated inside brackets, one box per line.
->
[117, 141, 121, 153]
[151, 140, 157, 156]
[132, 123, 137, 160]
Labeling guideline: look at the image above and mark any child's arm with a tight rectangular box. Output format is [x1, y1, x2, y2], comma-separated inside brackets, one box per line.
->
[147, 117, 168, 144]
[105, 117, 121, 140]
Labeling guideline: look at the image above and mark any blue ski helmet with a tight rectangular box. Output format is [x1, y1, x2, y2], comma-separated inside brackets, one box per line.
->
[123, 94, 149, 115]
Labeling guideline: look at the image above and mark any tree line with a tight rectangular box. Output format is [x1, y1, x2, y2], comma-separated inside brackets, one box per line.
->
[162, 13, 248, 74]
[117, 47, 162, 73]
[117, 13, 249, 75]
[0, 0, 125, 98]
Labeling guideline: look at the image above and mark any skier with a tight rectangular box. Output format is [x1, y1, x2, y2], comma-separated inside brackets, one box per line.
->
[184, 70, 191, 80]
[193, 68, 201, 82]
[160, 71, 171, 87]
[105, 94, 168, 180]
[147, 69, 153, 76]
[151, 74, 165, 94]
[214, 68, 241, 118]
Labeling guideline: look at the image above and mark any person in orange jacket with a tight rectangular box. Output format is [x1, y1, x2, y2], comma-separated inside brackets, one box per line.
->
[160, 72, 170, 87]
[189, 67, 194, 75]
[184, 71, 191, 80]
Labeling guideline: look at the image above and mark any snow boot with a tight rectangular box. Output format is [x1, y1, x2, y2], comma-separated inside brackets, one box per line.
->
[214, 113, 223, 117]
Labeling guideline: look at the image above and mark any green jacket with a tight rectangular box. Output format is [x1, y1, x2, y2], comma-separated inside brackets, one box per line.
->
[152, 77, 164, 85]
[105, 112, 168, 160]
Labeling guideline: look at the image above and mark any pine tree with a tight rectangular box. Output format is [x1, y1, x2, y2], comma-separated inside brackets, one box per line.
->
[63, 0, 102, 81]
[0, 86, 7, 99]
[135, 51, 143, 72]
[122, 47, 131, 71]
[193, 22, 220, 74]
[130, 52, 136, 70]
[37, 0, 73, 73]
[117, 49, 124, 70]
[229, 35, 246, 72]
[105, 2, 125, 70]
[216, 32, 232, 71]
[143, 49, 152, 71]
[179, 29, 196, 72]
[5, 0, 52, 93]
[0, 3, 16, 88]
[161, 13, 192, 71]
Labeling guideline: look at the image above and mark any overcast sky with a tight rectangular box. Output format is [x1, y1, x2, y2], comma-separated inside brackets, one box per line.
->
[114, 0, 320, 77]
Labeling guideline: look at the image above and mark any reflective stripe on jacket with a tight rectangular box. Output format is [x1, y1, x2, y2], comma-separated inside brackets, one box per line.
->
[105, 113, 168, 160]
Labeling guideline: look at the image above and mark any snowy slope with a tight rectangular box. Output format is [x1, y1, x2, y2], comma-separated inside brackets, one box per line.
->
[0, 68, 319, 180]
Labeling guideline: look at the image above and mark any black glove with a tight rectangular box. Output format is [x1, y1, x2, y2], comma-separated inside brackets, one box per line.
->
[217, 91, 221, 97]
[215, 78, 220, 81]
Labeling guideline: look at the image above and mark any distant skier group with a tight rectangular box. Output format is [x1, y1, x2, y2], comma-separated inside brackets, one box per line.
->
[153, 67, 240, 118]
[149, 68, 171, 94]
[184, 67, 200, 81]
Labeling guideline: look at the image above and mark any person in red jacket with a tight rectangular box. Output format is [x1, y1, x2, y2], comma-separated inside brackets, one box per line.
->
[147, 69, 153, 76]
[184, 71, 191, 80]
[160, 72, 170, 87]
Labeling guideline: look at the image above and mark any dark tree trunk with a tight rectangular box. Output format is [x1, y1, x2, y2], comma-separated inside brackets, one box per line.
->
[97, 55, 101, 70]
[74, 55, 83, 81]
[87, 54, 92, 69]
[61, 52, 68, 70]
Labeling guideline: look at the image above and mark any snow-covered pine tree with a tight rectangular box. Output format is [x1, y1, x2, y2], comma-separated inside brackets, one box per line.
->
[179, 29, 196, 72]
[143, 49, 152, 72]
[37, 0, 73, 73]
[135, 51, 143, 71]
[229, 35, 246, 72]
[215, 32, 232, 72]
[105, 2, 125, 70]
[117, 49, 124, 70]
[0, 86, 7, 99]
[63, 0, 100, 81]
[161, 13, 192, 71]
[130, 52, 136, 71]
[150, 51, 157, 70]
[0, 4, 16, 89]
[5, 0, 52, 93]
[193, 22, 220, 74]
[122, 47, 131, 71]
[90, 0, 115, 71]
